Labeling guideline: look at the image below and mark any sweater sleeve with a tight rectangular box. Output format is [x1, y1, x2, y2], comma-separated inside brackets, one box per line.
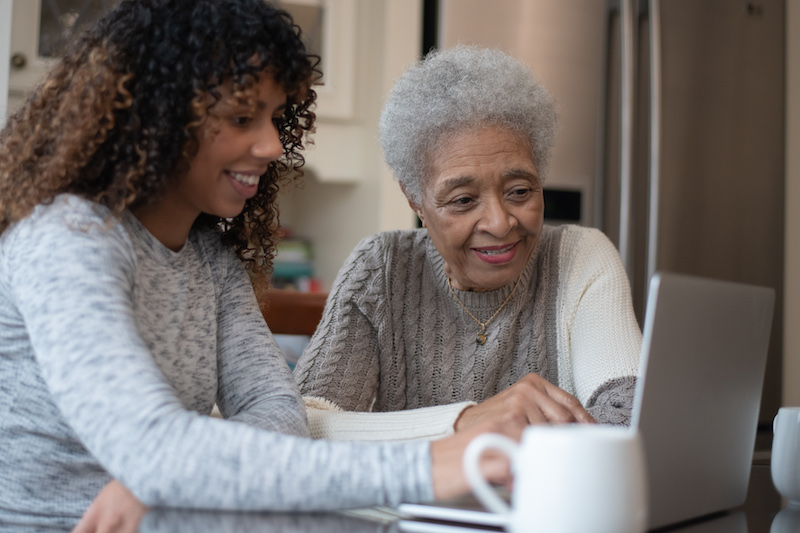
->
[293, 234, 384, 411]
[214, 249, 309, 437]
[556, 227, 642, 425]
[6, 203, 434, 511]
[304, 396, 475, 441]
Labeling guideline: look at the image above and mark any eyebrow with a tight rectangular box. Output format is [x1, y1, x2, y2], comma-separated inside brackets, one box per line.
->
[439, 175, 474, 192]
[254, 101, 288, 114]
[504, 168, 540, 182]
[438, 168, 540, 192]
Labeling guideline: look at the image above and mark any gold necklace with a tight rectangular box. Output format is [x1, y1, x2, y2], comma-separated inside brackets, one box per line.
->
[447, 273, 523, 345]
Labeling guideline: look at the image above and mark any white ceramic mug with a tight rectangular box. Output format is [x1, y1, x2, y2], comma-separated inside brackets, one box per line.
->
[772, 407, 800, 506]
[771, 506, 800, 533]
[464, 424, 648, 533]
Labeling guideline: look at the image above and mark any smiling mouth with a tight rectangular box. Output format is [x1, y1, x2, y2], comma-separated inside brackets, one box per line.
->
[474, 242, 518, 255]
[228, 171, 261, 187]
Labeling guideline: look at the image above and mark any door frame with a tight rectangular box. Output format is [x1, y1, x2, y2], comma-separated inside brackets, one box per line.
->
[1, 0, 12, 126]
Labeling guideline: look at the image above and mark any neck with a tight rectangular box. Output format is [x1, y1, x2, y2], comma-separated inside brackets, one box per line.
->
[131, 196, 197, 252]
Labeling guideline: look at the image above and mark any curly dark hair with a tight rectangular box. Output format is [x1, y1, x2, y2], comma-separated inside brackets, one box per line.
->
[0, 0, 319, 275]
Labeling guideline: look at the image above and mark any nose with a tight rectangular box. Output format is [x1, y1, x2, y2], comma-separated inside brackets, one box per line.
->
[476, 197, 517, 237]
[251, 121, 284, 161]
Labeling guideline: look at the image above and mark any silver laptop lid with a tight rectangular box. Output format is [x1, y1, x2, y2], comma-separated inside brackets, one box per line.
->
[632, 272, 774, 529]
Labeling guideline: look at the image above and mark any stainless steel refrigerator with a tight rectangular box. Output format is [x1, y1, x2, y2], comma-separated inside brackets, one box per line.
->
[437, 0, 785, 425]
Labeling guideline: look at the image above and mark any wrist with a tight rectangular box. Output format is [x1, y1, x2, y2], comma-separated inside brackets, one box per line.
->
[453, 404, 475, 432]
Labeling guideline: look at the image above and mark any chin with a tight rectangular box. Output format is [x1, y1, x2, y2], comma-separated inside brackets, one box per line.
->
[479, 271, 524, 291]
[212, 203, 247, 219]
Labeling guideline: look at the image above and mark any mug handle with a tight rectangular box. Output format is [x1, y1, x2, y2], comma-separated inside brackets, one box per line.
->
[463, 433, 517, 515]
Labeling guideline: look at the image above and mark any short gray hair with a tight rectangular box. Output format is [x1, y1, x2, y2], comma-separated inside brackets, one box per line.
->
[379, 46, 558, 207]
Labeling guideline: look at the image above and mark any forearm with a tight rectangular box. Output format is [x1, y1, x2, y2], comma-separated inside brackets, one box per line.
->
[118, 415, 433, 510]
[216, 261, 309, 438]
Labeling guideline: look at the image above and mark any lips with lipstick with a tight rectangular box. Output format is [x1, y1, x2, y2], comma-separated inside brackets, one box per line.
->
[472, 241, 520, 264]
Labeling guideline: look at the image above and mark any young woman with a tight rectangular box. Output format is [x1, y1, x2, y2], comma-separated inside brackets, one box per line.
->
[0, 1, 510, 529]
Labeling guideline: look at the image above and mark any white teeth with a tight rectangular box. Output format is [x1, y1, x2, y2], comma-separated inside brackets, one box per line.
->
[229, 171, 260, 186]
[479, 244, 514, 255]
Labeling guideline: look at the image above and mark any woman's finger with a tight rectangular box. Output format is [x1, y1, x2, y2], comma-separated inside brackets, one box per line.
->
[505, 377, 574, 424]
[543, 384, 595, 423]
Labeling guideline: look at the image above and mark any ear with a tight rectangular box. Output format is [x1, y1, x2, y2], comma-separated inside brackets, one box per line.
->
[406, 196, 426, 227]
[400, 183, 426, 228]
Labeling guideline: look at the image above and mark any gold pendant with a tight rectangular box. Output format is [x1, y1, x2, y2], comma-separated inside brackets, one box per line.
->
[476, 333, 487, 345]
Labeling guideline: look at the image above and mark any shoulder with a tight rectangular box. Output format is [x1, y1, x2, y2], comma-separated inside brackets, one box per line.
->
[343, 228, 428, 270]
[14, 193, 118, 231]
[546, 225, 630, 295]
[541, 225, 620, 268]
[2, 194, 133, 255]
[328, 228, 428, 297]
[561, 225, 617, 255]
[351, 228, 427, 256]
[0, 195, 138, 293]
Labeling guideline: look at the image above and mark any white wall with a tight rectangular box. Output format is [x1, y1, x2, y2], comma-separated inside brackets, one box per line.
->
[0, 0, 11, 127]
[278, 0, 420, 289]
[784, 1, 800, 406]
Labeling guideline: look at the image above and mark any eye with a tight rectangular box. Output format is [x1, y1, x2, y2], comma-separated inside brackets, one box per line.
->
[232, 116, 252, 127]
[509, 187, 533, 200]
[446, 196, 475, 211]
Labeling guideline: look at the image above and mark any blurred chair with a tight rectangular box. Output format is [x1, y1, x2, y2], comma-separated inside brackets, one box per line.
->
[258, 289, 328, 336]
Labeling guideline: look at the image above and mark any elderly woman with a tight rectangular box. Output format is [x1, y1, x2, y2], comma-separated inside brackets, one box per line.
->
[294, 46, 642, 441]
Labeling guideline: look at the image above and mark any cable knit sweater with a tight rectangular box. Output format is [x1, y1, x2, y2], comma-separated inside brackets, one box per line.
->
[0, 195, 432, 529]
[294, 225, 642, 440]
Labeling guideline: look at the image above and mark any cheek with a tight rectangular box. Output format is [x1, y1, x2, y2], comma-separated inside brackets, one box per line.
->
[201, 140, 229, 167]
[521, 200, 545, 230]
[524, 212, 543, 232]
[433, 217, 474, 253]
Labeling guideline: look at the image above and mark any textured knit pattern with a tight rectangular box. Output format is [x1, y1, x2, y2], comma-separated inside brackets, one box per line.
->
[294, 225, 642, 436]
[0, 195, 432, 529]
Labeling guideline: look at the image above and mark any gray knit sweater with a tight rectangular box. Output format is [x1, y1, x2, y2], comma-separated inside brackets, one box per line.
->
[0, 195, 432, 529]
[295, 225, 641, 433]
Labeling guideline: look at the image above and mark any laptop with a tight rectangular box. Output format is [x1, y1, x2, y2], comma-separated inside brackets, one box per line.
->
[399, 272, 775, 531]
[632, 272, 774, 528]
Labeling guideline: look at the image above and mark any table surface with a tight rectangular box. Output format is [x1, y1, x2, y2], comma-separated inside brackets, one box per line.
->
[131, 462, 791, 533]
[3, 461, 789, 532]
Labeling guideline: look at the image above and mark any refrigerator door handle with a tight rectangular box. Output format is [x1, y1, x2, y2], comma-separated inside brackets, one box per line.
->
[619, 0, 635, 280]
[646, 0, 662, 288]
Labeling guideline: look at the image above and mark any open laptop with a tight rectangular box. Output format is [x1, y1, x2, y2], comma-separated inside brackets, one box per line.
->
[398, 272, 775, 531]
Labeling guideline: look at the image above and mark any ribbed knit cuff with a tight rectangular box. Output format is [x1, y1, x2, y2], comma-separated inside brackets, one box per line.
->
[304, 397, 476, 441]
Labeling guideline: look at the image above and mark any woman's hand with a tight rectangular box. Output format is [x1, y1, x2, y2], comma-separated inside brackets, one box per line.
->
[430, 419, 519, 501]
[72, 480, 147, 533]
[454, 373, 595, 432]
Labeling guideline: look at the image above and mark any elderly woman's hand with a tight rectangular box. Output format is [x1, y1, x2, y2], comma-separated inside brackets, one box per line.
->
[454, 373, 595, 432]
